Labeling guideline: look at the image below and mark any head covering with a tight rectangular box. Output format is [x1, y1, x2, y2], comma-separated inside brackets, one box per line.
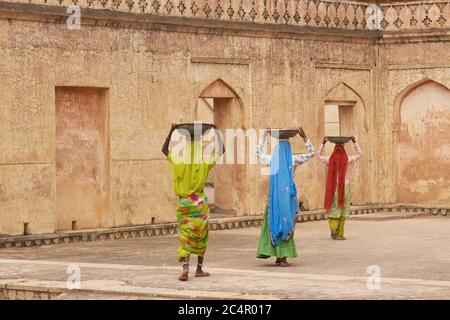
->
[268, 141, 299, 246]
[324, 144, 348, 211]
[169, 140, 216, 197]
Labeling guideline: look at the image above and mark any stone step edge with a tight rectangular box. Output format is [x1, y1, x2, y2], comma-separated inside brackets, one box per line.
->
[348, 211, 431, 221]
[0, 280, 278, 301]
[0, 204, 447, 249]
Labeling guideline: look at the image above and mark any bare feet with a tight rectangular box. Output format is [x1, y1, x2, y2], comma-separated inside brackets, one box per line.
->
[337, 236, 347, 240]
[275, 258, 282, 265]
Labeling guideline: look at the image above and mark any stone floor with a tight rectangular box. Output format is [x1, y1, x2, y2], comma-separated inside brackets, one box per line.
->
[0, 215, 449, 299]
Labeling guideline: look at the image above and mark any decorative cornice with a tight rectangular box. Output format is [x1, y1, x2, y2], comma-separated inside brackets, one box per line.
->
[0, 0, 449, 34]
[0, 2, 381, 43]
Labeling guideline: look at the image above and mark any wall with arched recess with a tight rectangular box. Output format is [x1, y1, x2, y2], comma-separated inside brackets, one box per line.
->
[307, 64, 375, 210]
[4, 2, 450, 235]
[378, 40, 450, 205]
[198, 78, 247, 216]
[394, 80, 450, 205]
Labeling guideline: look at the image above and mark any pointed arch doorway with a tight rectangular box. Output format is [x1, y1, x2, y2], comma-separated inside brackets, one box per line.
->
[322, 82, 368, 205]
[195, 79, 245, 217]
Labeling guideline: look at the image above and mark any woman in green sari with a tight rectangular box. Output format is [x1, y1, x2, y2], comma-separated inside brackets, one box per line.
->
[162, 123, 224, 281]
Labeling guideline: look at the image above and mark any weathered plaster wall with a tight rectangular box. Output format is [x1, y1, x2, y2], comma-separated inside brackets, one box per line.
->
[0, 4, 449, 235]
[55, 87, 110, 231]
[396, 81, 450, 204]
[378, 39, 450, 204]
[0, 164, 54, 235]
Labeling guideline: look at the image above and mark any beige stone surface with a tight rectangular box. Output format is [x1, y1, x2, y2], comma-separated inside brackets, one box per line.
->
[0, 216, 449, 299]
[0, 164, 54, 235]
[55, 87, 110, 231]
[0, 1, 449, 235]
[396, 81, 450, 205]
[111, 159, 177, 226]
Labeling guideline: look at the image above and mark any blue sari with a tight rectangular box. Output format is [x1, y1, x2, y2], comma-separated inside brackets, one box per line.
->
[268, 141, 299, 246]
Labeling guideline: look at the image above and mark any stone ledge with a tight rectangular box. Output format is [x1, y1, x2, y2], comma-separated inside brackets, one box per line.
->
[0, 279, 278, 300]
[0, 280, 62, 300]
[0, 204, 447, 249]
[348, 211, 430, 221]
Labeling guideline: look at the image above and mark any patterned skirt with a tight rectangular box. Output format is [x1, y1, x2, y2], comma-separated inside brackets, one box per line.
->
[176, 192, 210, 261]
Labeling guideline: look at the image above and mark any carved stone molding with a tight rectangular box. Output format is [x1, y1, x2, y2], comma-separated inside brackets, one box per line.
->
[0, 0, 449, 33]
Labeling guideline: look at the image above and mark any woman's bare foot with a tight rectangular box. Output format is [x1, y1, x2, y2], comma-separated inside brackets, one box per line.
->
[178, 270, 189, 281]
[337, 236, 347, 240]
[178, 262, 189, 281]
[279, 258, 291, 267]
[275, 258, 282, 265]
[195, 270, 210, 277]
[195, 262, 210, 277]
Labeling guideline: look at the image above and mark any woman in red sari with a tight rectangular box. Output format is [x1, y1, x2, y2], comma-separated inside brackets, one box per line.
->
[316, 136, 363, 240]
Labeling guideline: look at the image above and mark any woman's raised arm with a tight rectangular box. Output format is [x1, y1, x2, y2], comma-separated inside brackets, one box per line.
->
[161, 123, 177, 157]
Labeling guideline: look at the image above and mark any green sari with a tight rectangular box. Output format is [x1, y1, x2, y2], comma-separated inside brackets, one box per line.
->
[257, 205, 297, 259]
[168, 141, 217, 261]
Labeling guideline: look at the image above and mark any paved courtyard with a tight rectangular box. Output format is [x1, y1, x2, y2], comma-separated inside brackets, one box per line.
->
[0, 215, 449, 299]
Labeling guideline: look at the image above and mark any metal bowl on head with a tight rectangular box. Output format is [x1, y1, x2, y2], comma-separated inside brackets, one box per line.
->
[268, 128, 299, 140]
[327, 136, 351, 145]
[176, 123, 215, 137]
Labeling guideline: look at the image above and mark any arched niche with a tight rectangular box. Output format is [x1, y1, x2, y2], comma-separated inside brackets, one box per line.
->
[394, 79, 450, 204]
[195, 78, 245, 216]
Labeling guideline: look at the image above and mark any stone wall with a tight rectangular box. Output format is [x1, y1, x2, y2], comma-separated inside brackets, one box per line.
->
[378, 36, 450, 204]
[0, 0, 449, 235]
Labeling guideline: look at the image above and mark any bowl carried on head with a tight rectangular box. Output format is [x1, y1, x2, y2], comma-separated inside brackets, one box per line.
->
[268, 128, 299, 140]
[326, 136, 352, 145]
[175, 122, 215, 138]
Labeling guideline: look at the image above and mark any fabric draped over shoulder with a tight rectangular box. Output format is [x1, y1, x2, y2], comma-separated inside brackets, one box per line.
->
[168, 140, 218, 198]
[268, 141, 299, 246]
[324, 145, 348, 210]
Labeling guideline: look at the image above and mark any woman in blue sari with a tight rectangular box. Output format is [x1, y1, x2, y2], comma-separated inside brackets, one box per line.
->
[256, 128, 315, 267]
